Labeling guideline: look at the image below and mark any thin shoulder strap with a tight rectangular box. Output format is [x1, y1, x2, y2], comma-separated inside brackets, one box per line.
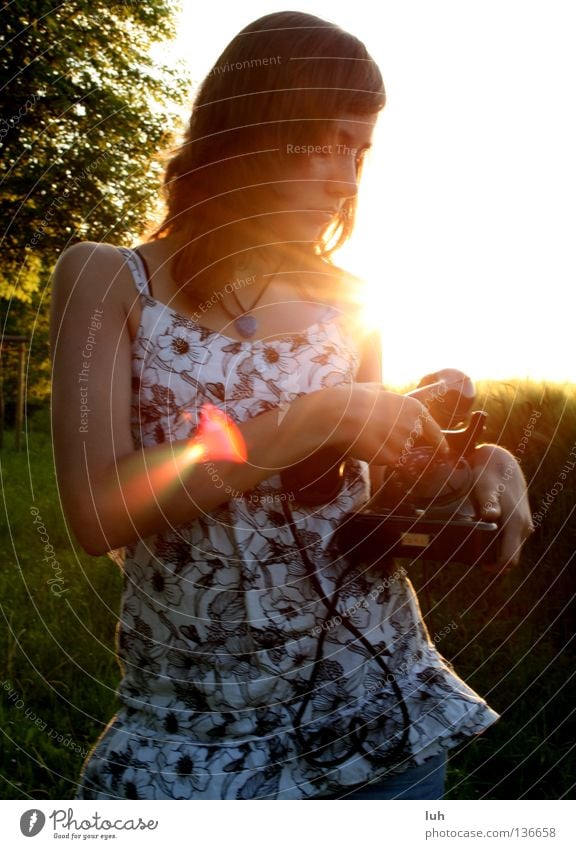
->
[117, 247, 151, 297]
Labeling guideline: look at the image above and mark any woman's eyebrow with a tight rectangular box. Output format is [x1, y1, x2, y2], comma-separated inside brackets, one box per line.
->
[336, 129, 372, 147]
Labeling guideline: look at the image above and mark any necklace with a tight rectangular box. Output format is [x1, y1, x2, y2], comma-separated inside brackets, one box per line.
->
[219, 272, 277, 339]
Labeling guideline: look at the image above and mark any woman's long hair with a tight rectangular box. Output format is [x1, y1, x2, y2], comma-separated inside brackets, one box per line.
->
[150, 11, 385, 299]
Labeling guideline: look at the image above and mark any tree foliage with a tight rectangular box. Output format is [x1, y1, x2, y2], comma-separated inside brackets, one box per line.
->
[0, 0, 189, 303]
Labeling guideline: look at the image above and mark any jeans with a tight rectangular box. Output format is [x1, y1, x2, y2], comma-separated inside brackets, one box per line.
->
[312, 751, 447, 800]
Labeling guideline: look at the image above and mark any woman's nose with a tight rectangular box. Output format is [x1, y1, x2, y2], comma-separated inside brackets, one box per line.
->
[328, 152, 359, 200]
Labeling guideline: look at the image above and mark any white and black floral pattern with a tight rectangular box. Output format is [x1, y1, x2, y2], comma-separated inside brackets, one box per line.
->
[76, 249, 499, 799]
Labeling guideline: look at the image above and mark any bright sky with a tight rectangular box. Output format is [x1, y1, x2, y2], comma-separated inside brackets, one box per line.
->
[164, 0, 575, 386]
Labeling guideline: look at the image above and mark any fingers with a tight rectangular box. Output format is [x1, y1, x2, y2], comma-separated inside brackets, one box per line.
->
[474, 480, 503, 522]
[499, 505, 535, 564]
[419, 409, 450, 455]
[350, 387, 448, 465]
[481, 536, 521, 575]
[375, 400, 440, 463]
[498, 530, 522, 569]
[366, 398, 448, 465]
[469, 445, 522, 522]
[481, 502, 534, 575]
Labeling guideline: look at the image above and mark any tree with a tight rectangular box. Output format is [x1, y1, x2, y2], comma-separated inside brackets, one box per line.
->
[0, 0, 189, 406]
[0, 0, 189, 303]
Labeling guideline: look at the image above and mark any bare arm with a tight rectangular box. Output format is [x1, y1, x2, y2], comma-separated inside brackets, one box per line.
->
[356, 328, 386, 495]
[50, 243, 446, 556]
[50, 243, 335, 554]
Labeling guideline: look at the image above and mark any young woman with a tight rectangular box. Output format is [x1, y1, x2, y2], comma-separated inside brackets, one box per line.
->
[50, 11, 532, 800]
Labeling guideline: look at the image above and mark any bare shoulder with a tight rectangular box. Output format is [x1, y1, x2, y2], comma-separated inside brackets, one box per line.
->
[54, 240, 126, 275]
[313, 258, 362, 308]
[319, 261, 381, 380]
[51, 241, 143, 343]
[52, 241, 137, 311]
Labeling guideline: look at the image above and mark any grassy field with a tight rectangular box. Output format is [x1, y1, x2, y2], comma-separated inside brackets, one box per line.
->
[1, 381, 574, 800]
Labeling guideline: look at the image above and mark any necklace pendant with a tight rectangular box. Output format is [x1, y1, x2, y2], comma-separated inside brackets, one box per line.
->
[235, 314, 258, 338]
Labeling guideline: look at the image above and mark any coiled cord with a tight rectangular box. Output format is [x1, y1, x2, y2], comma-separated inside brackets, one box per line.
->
[281, 500, 411, 770]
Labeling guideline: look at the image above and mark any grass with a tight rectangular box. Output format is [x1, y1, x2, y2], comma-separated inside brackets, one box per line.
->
[408, 379, 576, 799]
[1, 415, 121, 799]
[0, 381, 574, 799]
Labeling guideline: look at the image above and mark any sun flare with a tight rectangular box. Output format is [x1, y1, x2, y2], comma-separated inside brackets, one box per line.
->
[171, 1, 575, 389]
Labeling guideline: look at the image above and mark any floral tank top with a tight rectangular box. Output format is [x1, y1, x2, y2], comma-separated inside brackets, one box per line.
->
[76, 248, 499, 800]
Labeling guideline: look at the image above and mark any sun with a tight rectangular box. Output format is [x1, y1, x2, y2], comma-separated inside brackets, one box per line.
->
[334, 148, 573, 389]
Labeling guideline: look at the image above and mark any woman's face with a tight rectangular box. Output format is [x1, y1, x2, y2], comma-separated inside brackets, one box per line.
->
[264, 111, 379, 243]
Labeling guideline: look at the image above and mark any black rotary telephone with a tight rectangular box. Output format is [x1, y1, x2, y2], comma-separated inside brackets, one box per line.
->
[281, 369, 500, 566]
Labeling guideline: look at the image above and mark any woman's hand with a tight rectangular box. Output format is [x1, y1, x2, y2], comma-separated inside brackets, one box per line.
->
[469, 444, 534, 570]
[326, 383, 449, 467]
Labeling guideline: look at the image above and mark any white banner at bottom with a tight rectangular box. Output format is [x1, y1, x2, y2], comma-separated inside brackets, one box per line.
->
[3, 799, 574, 848]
